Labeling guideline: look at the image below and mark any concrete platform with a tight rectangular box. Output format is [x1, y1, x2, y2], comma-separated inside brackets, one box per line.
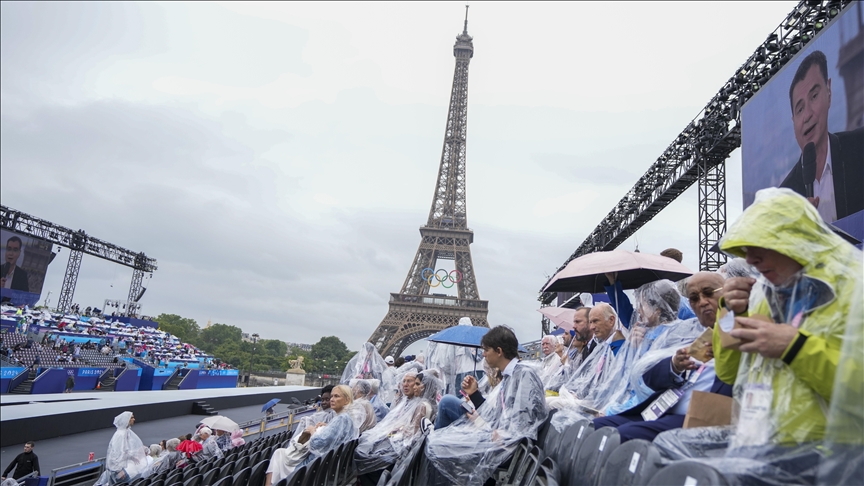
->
[0, 386, 319, 447]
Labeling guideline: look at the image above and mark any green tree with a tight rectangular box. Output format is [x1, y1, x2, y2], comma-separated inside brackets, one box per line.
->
[155, 314, 200, 344]
[309, 336, 353, 373]
[199, 323, 243, 353]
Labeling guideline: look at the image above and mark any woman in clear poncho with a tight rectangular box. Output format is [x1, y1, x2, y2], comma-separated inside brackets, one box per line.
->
[341, 342, 387, 384]
[348, 379, 379, 433]
[354, 371, 443, 485]
[426, 318, 486, 395]
[148, 438, 182, 476]
[264, 385, 359, 486]
[95, 412, 147, 485]
[425, 326, 547, 485]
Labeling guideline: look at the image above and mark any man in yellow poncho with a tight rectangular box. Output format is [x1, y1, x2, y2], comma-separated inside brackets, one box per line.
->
[715, 187, 862, 448]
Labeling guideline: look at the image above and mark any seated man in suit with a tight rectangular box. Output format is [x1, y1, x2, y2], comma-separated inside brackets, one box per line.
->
[592, 271, 732, 442]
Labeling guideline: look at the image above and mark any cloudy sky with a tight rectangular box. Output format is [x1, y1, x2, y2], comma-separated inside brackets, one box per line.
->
[1, 1, 796, 354]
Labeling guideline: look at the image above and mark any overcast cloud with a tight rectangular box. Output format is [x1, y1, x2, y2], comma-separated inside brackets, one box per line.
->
[0, 2, 796, 353]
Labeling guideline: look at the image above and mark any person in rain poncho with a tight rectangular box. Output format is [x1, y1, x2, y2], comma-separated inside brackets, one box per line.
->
[264, 385, 359, 486]
[381, 356, 398, 405]
[426, 317, 485, 395]
[593, 273, 734, 441]
[716, 188, 862, 448]
[535, 335, 565, 387]
[354, 371, 442, 485]
[366, 379, 390, 422]
[341, 342, 387, 384]
[389, 369, 421, 410]
[229, 430, 245, 449]
[348, 379, 379, 433]
[195, 427, 222, 461]
[148, 439, 182, 476]
[546, 303, 626, 412]
[95, 412, 147, 485]
[425, 326, 547, 485]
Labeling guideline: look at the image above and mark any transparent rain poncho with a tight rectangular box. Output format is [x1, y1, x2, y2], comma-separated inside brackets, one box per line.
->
[424, 362, 547, 485]
[425, 317, 485, 394]
[388, 371, 418, 411]
[296, 411, 359, 470]
[346, 397, 378, 434]
[354, 371, 443, 475]
[380, 364, 399, 405]
[95, 412, 147, 485]
[341, 343, 388, 384]
[716, 188, 863, 449]
[817, 276, 864, 485]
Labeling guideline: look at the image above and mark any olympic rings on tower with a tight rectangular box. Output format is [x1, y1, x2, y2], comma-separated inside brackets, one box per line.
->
[421, 268, 463, 288]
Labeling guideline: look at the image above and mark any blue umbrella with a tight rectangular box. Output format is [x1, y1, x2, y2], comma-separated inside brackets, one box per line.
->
[262, 398, 280, 413]
[427, 326, 528, 377]
[427, 326, 529, 353]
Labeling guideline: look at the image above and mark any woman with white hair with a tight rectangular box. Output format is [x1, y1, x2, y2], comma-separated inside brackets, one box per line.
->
[264, 385, 359, 486]
[196, 427, 222, 461]
[94, 411, 146, 485]
[149, 439, 182, 476]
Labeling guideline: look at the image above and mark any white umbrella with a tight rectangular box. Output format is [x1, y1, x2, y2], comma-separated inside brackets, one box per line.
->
[199, 415, 240, 432]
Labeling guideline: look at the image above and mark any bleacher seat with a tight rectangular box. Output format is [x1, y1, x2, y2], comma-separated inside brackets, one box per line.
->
[557, 419, 594, 479]
[513, 445, 543, 486]
[595, 439, 663, 486]
[217, 462, 234, 478]
[210, 477, 231, 486]
[200, 467, 218, 486]
[646, 460, 730, 486]
[248, 459, 269, 486]
[532, 457, 559, 486]
[182, 474, 202, 486]
[231, 466, 251, 486]
[569, 426, 620, 486]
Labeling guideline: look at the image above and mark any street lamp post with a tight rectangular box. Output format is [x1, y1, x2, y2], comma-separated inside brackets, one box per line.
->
[248, 333, 259, 386]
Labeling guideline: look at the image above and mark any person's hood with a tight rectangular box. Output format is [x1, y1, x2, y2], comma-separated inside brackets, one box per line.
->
[720, 188, 850, 271]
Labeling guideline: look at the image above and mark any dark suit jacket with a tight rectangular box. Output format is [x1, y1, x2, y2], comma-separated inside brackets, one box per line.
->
[2, 264, 30, 292]
[780, 128, 864, 220]
[616, 356, 733, 417]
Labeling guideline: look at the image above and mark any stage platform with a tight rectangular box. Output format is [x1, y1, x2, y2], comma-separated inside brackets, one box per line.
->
[0, 385, 319, 447]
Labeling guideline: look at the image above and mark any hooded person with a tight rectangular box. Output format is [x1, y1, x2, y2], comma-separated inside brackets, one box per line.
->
[381, 356, 398, 405]
[354, 371, 443, 485]
[366, 379, 390, 422]
[229, 430, 245, 449]
[95, 411, 147, 485]
[426, 317, 485, 395]
[148, 438, 182, 476]
[264, 385, 359, 486]
[348, 379, 379, 434]
[716, 188, 862, 450]
[195, 427, 222, 461]
[341, 343, 387, 384]
[425, 326, 547, 485]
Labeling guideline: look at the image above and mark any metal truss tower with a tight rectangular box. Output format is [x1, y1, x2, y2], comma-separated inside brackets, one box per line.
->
[367, 10, 489, 358]
[539, 0, 853, 305]
[0, 205, 157, 314]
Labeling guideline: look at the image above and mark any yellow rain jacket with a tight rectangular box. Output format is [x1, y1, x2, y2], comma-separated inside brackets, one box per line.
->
[714, 188, 862, 444]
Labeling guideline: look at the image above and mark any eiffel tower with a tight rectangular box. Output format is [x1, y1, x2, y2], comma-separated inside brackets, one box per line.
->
[367, 9, 489, 358]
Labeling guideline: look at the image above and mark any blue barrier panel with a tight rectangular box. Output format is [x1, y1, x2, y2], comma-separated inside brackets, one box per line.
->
[31, 368, 67, 394]
[114, 368, 141, 391]
[196, 369, 239, 389]
[73, 367, 107, 391]
[177, 369, 199, 390]
[1, 366, 26, 394]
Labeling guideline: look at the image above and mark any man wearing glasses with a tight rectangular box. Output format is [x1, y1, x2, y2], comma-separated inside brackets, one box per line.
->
[2, 236, 30, 292]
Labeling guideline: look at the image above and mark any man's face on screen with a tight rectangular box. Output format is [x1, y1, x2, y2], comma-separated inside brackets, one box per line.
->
[5, 240, 21, 265]
[792, 64, 831, 151]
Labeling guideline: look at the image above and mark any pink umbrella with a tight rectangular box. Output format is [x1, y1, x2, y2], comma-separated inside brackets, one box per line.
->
[537, 307, 576, 331]
[543, 250, 693, 293]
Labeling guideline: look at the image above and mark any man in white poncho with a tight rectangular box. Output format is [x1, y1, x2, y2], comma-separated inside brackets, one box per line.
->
[425, 326, 547, 486]
[95, 412, 147, 485]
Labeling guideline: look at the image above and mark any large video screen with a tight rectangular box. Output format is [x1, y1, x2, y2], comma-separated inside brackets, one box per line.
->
[0, 229, 54, 306]
[741, 4, 863, 242]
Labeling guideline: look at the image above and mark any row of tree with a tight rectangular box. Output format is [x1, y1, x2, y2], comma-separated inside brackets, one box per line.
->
[154, 313, 355, 373]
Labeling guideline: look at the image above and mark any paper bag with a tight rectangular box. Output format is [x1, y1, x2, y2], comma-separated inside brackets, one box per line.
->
[716, 308, 742, 350]
[688, 328, 714, 363]
[683, 391, 733, 428]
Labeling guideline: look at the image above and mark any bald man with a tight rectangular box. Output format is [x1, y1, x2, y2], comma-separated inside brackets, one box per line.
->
[588, 303, 626, 356]
[592, 272, 734, 442]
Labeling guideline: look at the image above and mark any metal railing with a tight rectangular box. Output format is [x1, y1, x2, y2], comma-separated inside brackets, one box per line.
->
[47, 457, 105, 486]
